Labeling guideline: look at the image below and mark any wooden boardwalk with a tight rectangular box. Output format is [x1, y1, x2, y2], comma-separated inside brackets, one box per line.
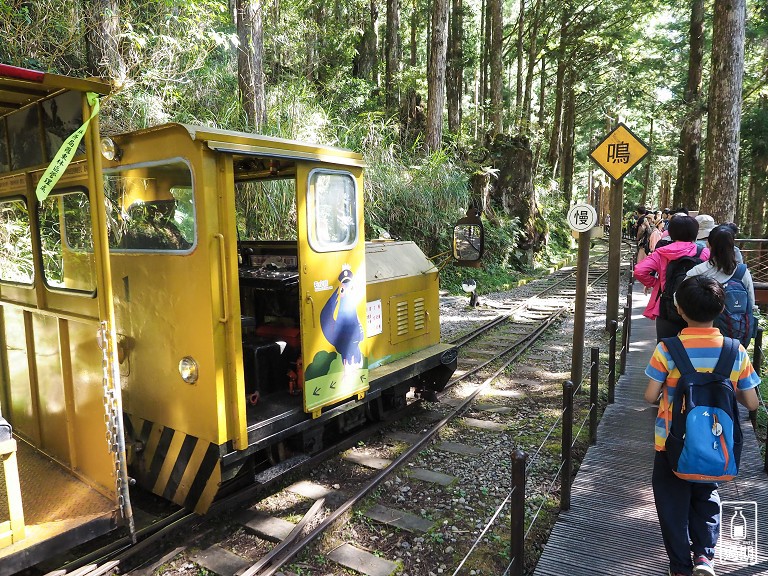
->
[534, 283, 768, 576]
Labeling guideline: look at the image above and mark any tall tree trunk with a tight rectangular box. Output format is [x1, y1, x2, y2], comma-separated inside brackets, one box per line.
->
[385, 0, 401, 111]
[489, 0, 503, 134]
[533, 55, 545, 172]
[83, 0, 126, 83]
[426, 0, 449, 151]
[701, 0, 746, 223]
[305, 6, 318, 81]
[515, 0, 525, 124]
[660, 169, 672, 211]
[479, 0, 489, 127]
[271, 0, 281, 79]
[561, 83, 576, 205]
[410, 0, 418, 66]
[354, 0, 379, 82]
[673, 0, 705, 211]
[236, 0, 267, 130]
[641, 118, 654, 207]
[520, 0, 541, 135]
[547, 3, 568, 172]
[446, 0, 463, 134]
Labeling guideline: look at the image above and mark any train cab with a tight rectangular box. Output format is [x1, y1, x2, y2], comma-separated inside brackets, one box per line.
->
[101, 123, 456, 511]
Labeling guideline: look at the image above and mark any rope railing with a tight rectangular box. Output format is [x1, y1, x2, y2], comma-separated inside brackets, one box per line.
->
[450, 487, 515, 576]
[524, 459, 566, 542]
[572, 404, 595, 449]
[572, 360, 597, 396]
[452, 245, 635, 575]
[525, 408, 565, 475]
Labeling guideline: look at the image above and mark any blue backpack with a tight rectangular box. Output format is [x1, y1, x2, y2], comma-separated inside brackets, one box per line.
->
[713, 264, 756, 347]
[663, 336, 742, 483]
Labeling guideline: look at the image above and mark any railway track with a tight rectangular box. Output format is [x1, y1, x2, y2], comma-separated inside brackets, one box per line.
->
[39, 241, 628, 576]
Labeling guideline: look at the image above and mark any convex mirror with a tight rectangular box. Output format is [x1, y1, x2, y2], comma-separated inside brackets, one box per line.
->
[453, 208, 484, 267]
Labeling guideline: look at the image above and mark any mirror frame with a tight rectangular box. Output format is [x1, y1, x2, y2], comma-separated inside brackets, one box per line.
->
[453, 208, 484, 267]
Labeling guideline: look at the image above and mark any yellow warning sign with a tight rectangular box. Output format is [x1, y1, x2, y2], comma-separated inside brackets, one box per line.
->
[589, 123, 649, 182]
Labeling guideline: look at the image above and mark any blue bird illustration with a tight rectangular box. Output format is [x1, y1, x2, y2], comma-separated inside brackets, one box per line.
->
[320, 267, 364, 367]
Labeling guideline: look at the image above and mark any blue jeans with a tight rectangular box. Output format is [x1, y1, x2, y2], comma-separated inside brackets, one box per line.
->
[652, 451, 720, 575]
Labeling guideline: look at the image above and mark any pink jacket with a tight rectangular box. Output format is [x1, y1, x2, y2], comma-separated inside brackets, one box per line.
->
[633, 242, 710, 319]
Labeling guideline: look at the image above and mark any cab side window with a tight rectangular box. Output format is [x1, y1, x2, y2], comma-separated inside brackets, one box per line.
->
[104, 161, 195, 252]
[0, 198, 33, 284]
[39, 188, 96, 292]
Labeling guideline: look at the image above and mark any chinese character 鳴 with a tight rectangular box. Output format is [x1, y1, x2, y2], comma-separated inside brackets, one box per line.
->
[606, 142, 630, 164]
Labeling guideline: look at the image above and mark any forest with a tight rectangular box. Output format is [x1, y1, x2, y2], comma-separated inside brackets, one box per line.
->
[1, 0, 767, 290]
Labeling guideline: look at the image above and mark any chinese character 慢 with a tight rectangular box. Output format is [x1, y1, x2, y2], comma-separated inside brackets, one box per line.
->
[574, 209, 589, 226]
[607, 142, 630, 164]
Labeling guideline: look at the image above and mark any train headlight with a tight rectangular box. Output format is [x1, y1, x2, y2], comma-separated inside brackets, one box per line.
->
[178, 356, 199, 384]
[100, 137, 122, 161]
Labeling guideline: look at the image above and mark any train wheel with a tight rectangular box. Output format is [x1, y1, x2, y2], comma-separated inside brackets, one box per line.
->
[267, 441, 287, 465]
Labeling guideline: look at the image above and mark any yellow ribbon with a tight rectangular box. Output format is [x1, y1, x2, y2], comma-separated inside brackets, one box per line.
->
[36, 92, 100, 202]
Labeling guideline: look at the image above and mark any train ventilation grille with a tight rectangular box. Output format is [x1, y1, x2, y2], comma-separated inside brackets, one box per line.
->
[413, 297, 426, 330]
[388, 291, 430, 344]
[396, 301, 409, 336]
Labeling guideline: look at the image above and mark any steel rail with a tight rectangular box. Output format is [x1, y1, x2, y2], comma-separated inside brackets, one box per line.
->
[449, 250, 612, 348]
[251, 307, 569, 575]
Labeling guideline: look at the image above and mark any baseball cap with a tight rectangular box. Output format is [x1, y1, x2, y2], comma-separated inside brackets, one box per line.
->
[696, 214, 716, 240]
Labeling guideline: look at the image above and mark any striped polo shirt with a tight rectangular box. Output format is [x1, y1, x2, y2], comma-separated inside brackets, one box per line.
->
[645, 327, 760, 451]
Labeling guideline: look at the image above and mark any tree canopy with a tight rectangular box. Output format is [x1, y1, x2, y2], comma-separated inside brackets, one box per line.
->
[2, 0, 767, 271]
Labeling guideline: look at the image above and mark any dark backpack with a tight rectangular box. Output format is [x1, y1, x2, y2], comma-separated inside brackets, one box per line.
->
[658, 245, 705, 322]
[662, 336, 742, 482]
[655, 236, 673, 250]
[638, 226, 651, 253]
[714, 264, 757, 347]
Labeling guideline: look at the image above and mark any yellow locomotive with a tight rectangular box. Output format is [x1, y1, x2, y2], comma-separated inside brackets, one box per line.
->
[0, 66, 466, 573]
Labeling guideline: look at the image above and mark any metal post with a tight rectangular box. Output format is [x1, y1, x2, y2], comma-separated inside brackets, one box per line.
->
[510, 450, 526, 576]
[751, 329, 768, 475]
[570, 230, 591, 390]
[620, 306, 630, 375]
[626, 282, 634, 344]
[751, 328, 763, 433]
[590, 348, 599, 445]
[606, 179, 623, 330]
[608, 320, 617, 404]
[561, 380, 574, 511]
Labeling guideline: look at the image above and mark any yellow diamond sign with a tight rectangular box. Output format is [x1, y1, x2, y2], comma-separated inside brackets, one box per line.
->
[589, 123, 650, 182]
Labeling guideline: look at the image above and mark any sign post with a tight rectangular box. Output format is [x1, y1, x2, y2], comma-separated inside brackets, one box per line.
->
[588, 123, 649, 331]
[567, 202, 598, 391]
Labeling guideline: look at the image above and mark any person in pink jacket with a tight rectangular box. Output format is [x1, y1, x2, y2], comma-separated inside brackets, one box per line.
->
[634, 215, 710, 341]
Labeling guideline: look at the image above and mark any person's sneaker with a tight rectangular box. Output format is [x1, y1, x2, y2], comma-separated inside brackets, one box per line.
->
[693, 555, 715, 576]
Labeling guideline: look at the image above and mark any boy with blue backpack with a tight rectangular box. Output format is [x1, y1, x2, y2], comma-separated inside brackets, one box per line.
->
[644, 276, 759, 576]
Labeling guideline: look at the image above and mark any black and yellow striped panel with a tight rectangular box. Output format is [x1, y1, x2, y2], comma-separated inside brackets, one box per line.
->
[124, 414, 221, 513]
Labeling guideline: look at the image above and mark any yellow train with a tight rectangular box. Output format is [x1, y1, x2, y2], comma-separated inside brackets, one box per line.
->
[0, 66, 482, 573]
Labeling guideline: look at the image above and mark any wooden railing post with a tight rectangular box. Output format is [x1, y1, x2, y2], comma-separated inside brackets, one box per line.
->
[608, 320, 618, 403]
[561, 381, 574, 511]
[590, 347, 599, 445]
[620, 306, 630, 375]
[510, 450, 526, 576]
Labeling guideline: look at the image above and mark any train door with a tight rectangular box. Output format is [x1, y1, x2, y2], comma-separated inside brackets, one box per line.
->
[295, 163, 369, 418]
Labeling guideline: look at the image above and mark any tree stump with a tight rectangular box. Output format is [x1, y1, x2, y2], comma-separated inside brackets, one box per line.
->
[488, 134, 543, 265]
